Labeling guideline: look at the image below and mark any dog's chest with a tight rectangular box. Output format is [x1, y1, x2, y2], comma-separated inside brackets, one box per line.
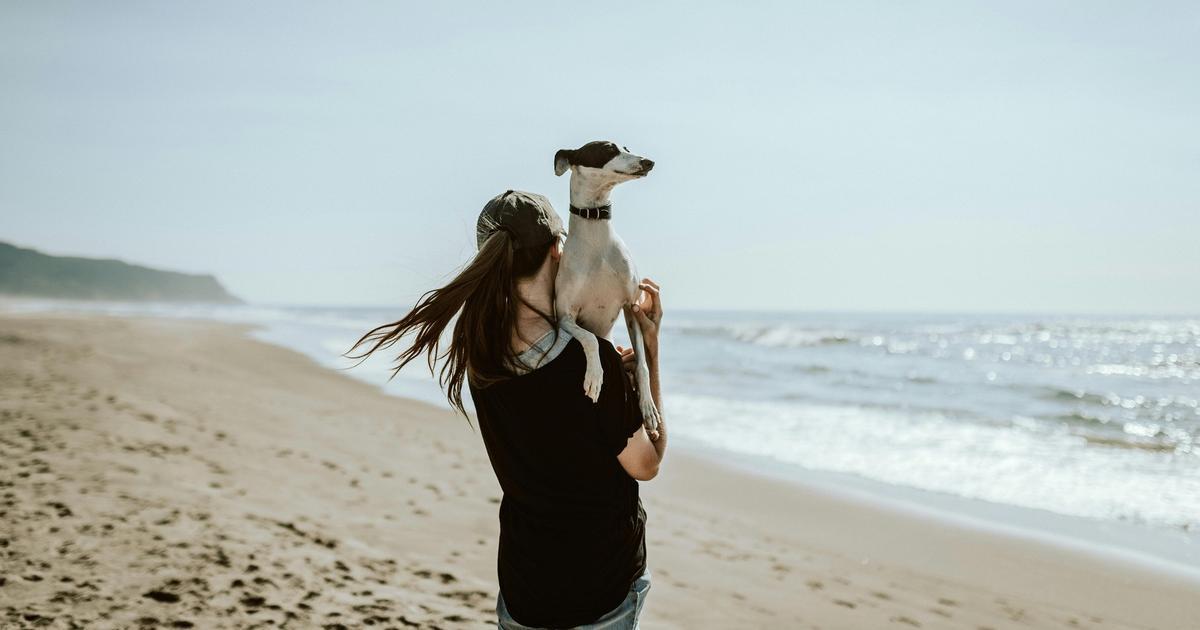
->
[558, 239, 637, 337]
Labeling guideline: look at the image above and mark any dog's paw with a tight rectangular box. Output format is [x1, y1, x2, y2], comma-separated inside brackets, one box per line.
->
[583, 362, 604, 403]
[640, 396, 660, 432]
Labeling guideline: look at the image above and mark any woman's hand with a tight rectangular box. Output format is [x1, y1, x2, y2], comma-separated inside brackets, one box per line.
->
[630, 278, 662, 361]
[616, 346, 634, 371]
[617, 277, 663, 366]
[617, 277, 665, 441]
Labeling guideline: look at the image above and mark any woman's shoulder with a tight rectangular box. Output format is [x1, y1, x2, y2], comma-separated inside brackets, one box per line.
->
[559, 334, 622, 365]
[561, 337, 628, 390]
[510, 333, 622, 381]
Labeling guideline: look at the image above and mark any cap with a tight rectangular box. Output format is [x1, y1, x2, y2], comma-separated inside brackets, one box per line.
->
[476, 189, 564, 251]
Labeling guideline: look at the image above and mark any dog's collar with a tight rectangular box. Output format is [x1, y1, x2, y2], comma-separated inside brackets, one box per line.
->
[568, 204, 612, 220]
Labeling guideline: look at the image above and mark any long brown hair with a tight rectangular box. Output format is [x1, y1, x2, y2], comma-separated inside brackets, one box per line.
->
[344, 225, 558, 420]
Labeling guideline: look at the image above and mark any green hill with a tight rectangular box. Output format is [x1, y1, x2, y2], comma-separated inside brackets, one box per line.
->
[0, 241, 243, 303]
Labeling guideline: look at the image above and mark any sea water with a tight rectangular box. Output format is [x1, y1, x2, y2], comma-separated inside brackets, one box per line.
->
[9, 301, 1198, 546]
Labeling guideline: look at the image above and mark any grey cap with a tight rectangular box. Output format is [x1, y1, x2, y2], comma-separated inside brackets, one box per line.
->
[476, 189, 564, 251]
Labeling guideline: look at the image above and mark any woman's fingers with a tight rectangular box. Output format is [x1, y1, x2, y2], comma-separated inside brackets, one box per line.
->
[635, 282, 662, 321]
[616, 345, 636, 371]
[630, 277, 663, 334]
[632, 303, 654, 328]
[636, 285, 657, 310]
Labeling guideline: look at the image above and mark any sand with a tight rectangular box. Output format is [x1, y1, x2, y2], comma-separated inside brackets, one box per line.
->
[1, 312, 1197, 629]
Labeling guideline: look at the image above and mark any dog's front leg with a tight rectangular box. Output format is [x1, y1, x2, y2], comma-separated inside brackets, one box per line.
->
[623, 305, 660, 432]
[559, 315, 604, 403]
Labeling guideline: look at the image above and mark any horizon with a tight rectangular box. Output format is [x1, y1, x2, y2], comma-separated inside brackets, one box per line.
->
[2, 2, 1198, 314]
[6, 237, 1200, 317]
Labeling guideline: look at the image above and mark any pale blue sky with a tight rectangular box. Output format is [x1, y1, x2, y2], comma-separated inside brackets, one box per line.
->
[2, 2, 1197, 313]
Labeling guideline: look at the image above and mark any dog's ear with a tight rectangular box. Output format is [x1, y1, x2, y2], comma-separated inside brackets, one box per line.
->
[554, 149, 574, 177]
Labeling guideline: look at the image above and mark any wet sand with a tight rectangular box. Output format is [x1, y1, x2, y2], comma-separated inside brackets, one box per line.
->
[1, 312, 1197, 629]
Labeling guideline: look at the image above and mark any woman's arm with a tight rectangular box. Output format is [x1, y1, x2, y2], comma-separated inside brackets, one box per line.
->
[615, 350, 665, 480]
[616, 279, 666, 481]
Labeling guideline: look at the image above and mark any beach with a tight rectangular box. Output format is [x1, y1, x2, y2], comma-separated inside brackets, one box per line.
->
[2, 312, 1198, 630]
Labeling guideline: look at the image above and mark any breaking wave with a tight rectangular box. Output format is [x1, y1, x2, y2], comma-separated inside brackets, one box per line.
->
[672, 322, 855, 348]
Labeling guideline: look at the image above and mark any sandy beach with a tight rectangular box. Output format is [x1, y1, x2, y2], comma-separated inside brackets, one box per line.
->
[2, 312, 1198, 630]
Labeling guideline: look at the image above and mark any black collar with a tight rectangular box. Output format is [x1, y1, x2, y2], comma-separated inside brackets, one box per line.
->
[568, 203, 611, 220]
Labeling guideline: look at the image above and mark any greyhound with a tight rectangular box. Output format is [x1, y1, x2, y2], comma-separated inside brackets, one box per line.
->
[553, 140, 660, 432]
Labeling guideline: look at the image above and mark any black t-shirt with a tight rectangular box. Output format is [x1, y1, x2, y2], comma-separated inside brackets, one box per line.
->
[469, 336, 647, 629]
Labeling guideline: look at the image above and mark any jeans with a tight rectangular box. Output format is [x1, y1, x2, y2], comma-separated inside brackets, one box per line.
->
[497, 568, 652, 630]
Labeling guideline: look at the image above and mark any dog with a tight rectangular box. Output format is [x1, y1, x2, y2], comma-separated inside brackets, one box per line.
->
[552, 140, 660, 432]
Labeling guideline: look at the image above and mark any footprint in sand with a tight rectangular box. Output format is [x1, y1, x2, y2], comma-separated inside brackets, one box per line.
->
[239, 594, 266, 608]
[438, 589, 491, 608]
[142, 590, 181, 604]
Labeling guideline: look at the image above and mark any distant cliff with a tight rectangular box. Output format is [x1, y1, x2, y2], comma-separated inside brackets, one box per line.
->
[0, 241, 243, 304]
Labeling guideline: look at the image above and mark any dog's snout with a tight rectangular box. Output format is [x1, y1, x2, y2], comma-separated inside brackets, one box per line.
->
[639, 159, 655, 172]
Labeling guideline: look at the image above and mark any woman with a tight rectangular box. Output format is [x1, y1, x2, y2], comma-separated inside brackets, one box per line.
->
[346, 189, 668, 629]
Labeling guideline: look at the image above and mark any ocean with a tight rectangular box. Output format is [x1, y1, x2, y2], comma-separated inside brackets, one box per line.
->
[9, 300, 1199, 561]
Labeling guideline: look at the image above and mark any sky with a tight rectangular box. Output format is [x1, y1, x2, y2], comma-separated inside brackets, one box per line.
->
[1, 2, 1198, 313]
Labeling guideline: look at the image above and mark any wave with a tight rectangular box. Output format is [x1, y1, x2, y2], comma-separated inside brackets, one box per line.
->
[1080, 435, 1182, 453]
[668, 393, 1200, 529]
[1054, 411, 1119, 426]
[1036, 386, 1122, 406]
[793, 364, 832, 374]
[672, 322, 856, 348]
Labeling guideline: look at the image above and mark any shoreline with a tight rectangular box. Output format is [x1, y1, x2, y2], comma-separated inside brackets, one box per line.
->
[2, 310, 1198, 628]
[239, 301, 1200, 580]
[677, 439, 1200, 582]
[14, 298, 1196, 575]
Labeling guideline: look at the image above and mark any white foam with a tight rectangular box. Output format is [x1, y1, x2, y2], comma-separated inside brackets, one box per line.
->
[671, 393, 1200, 530]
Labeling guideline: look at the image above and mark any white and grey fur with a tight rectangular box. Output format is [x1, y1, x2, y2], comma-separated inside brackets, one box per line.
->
[553, 140, 660, 432]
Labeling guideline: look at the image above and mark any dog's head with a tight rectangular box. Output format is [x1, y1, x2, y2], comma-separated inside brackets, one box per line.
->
[554, 141, 654, 181]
